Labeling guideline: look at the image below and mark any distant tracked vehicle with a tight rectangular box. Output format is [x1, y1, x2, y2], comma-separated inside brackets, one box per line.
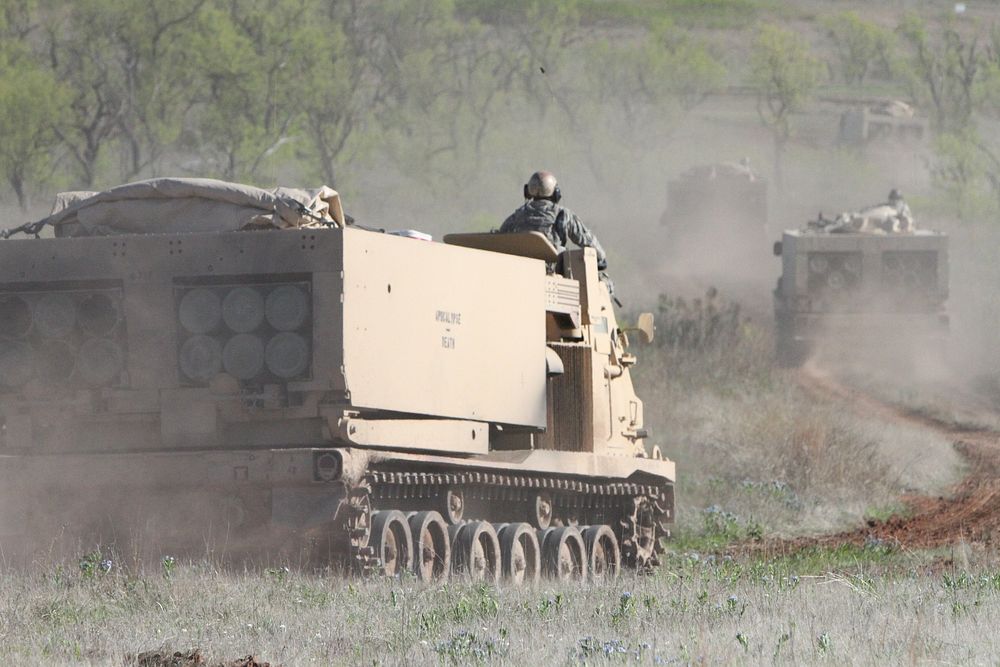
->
[660, 160, 768, 275]
[772, 221, 948, 367]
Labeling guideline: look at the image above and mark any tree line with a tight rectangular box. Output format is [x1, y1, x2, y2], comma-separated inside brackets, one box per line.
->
[0, 0, 725, 211]
[1, 1, 1000, 221]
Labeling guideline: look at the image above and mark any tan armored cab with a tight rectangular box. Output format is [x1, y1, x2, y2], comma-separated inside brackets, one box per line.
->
[0, 178, 674, 582]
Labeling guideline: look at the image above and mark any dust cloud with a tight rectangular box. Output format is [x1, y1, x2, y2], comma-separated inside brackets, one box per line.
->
[7, 9, 1000, 570]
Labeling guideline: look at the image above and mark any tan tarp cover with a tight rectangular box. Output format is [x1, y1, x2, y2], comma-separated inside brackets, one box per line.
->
[41, 177, 344, 237]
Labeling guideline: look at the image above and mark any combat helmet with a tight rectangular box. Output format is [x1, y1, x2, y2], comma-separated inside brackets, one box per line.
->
[888, 188, 903, 203]
[524, 171, 561, 203]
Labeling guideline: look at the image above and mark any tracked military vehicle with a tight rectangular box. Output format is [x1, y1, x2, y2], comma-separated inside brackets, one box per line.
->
[0, 178, 673, 583]
[773, 218, 948, 367]
[837, 100, 928, 146]
[660, 160, 768, 276]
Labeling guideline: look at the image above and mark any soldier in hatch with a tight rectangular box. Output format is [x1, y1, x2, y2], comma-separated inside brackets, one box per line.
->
[499, 170, 608, 269]
[886, 188, 912, 223]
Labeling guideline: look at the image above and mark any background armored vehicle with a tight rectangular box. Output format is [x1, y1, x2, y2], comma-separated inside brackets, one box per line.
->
[837, 100, 928, 146]
[660, 161, 768, 279]
[773, 225, 948, 367]
[0, 178, 673, 583]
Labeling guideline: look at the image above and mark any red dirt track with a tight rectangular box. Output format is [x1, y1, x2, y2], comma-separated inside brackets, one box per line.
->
[776, 368, 1000, 551]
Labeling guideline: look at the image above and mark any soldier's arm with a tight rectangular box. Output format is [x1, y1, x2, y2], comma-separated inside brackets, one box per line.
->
[564, 211, 608, 268]
[498, 212, 518, 233]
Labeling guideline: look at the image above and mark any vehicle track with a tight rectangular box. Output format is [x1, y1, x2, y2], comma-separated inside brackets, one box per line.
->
[766, 365, 1000, 552]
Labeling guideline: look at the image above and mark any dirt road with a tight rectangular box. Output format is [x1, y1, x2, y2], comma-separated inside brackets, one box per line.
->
[781, 366, 1000, 551]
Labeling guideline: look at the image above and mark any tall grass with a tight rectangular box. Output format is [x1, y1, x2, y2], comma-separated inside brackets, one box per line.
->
[5, 554, 1000, 665]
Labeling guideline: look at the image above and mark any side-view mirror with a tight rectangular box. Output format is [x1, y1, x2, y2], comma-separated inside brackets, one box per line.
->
[634, 312, 655, 344]
[773, 241, 783, 257]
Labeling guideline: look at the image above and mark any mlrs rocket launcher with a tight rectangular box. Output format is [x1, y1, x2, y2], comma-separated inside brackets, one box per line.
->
[0, 178, 674, 582]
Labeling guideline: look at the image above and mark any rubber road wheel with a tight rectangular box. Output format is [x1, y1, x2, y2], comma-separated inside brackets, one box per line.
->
[541, 526, 586, 582]
[583, 525, 621, 580]
[497, 522, 540, 586]
[370, 510, 413, 577]
[409, 510, 450, 582]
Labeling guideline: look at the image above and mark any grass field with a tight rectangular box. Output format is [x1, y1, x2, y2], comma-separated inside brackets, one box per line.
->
[5, 548, 1000, 665]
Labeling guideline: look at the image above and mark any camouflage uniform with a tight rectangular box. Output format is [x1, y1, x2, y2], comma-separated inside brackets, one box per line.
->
[890, 198, 913, 222]
[499, 199, 607, 269]
[886, 189, 913, 225]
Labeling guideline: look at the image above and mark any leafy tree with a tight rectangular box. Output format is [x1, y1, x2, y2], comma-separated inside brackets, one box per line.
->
[586, 20, 724, 128]
[507, 0, 582, 118]
[928, 129, 995, 221]
[293, 3, 373, 187]
[39, 0, 205, 185]
[946, 24, 1000, 219]
[578, 19, 725, 185]
[0, 64, 66, 210]
[41, 1, 132, 187]
[315, 0, 466, 185]
[110, 0, 208, 179]
[896, 14, 980, 134]
[896, 17, 1000, 219]
[822, 11, 896, 85]
[186, 0, 323, 181]
[1, 0, 38, 40]
[749, 24, 821, 189]
[0, 13, 65, 209]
